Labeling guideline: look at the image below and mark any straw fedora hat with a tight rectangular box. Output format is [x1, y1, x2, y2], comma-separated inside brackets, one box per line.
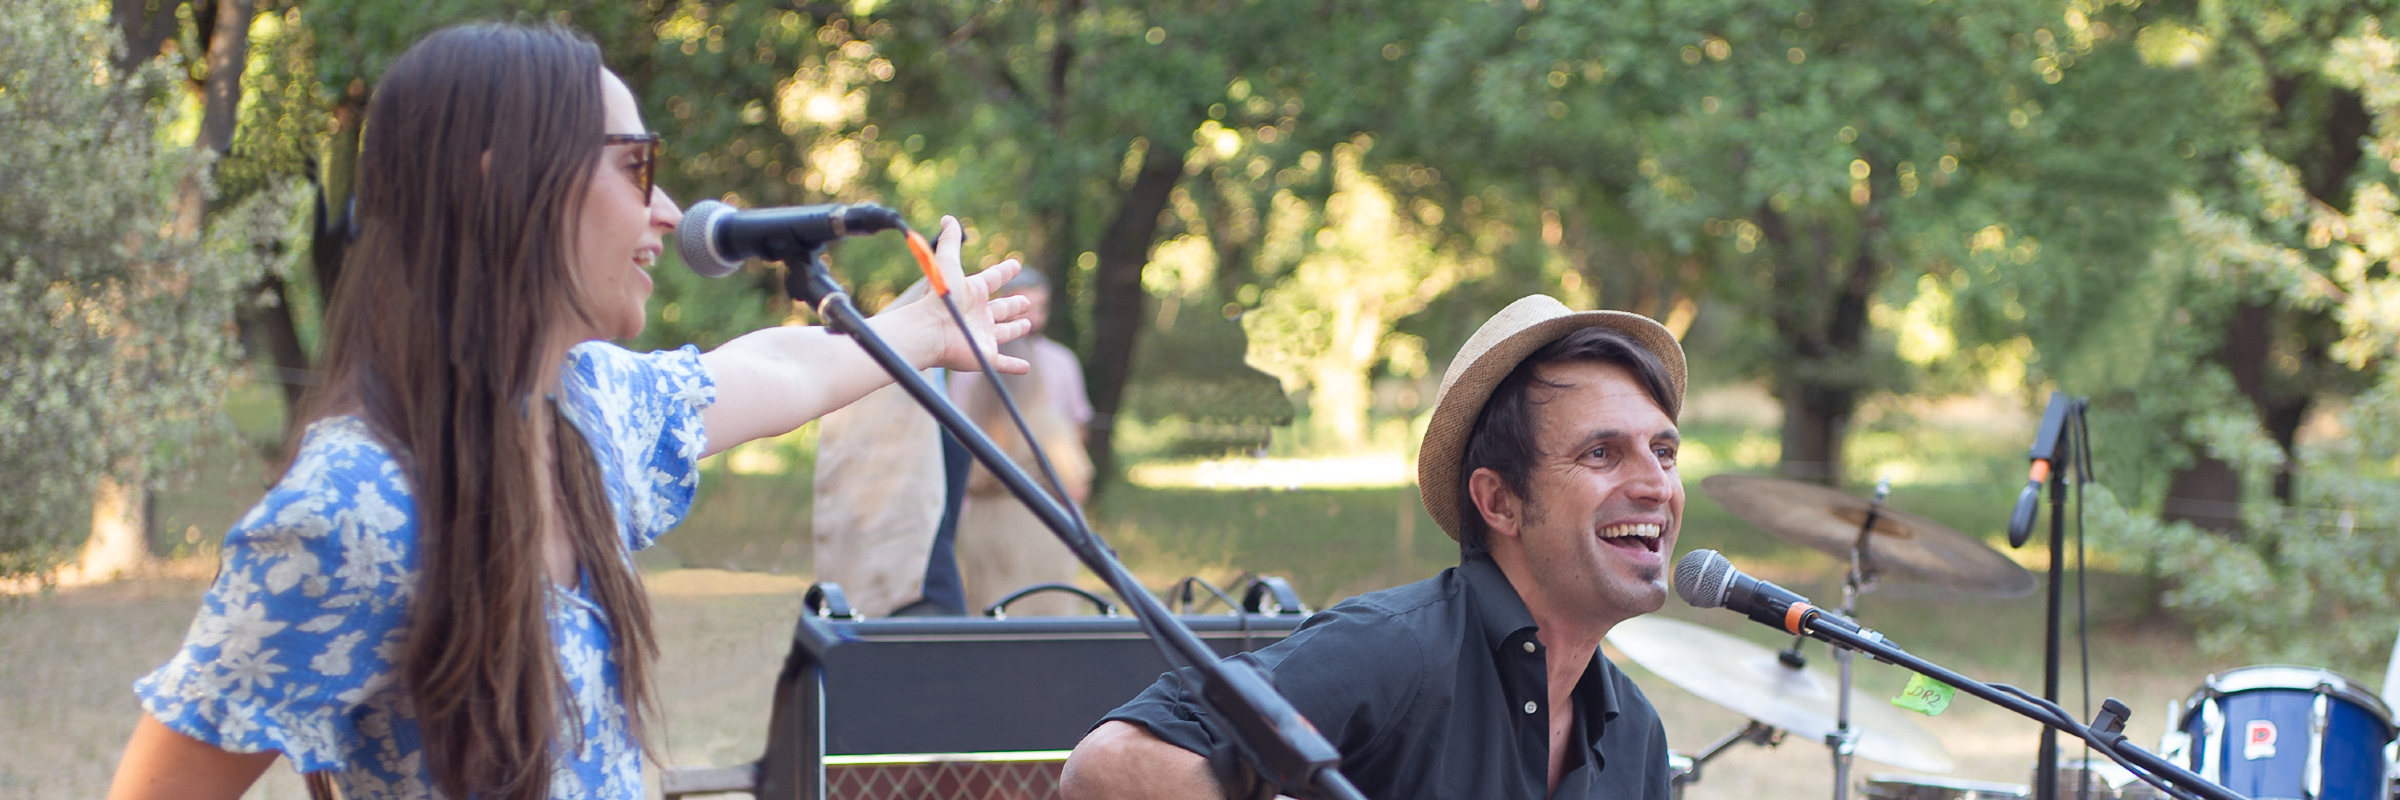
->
[1416, 295, 1686, 540]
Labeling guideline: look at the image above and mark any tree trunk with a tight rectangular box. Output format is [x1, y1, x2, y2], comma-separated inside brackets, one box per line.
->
[1760, 207, 1883, 487]
[316, 84, 367, 298]
[110, 0, 184, 75]
[2164, 300, 2323, 531]
[2169, 81, 2376, 527]
[237, 274, 312, 439]
[2163, 301, 2265, 531]
[73, 472, 152, 582]
[83, 0, 253, 577]
[1777, 384, 1855, 486]
[1083, 145, 1186, 489]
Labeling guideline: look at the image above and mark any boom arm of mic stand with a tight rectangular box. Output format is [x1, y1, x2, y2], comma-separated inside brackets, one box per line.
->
[783, 255, 1367, 800]
[1803, 624, 2244, 800]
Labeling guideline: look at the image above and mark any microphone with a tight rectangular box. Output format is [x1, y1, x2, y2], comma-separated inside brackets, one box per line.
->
[676, 199, 905, 277]
[1674, 549, 1864, 639]
[2007, 392, 2076, 548]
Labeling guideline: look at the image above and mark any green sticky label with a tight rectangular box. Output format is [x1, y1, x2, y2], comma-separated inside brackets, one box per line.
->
[1892, 673, 1955, 716]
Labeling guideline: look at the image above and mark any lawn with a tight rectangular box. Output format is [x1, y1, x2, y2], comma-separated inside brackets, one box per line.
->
[0, 386, 2339, 799]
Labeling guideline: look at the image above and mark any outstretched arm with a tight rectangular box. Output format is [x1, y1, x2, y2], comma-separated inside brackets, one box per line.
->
[697, 215, 1032, 458]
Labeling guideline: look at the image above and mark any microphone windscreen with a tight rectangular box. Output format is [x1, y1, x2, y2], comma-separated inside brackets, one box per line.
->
[677, 199, 742, 278]
[1674, 549, 1733, 609]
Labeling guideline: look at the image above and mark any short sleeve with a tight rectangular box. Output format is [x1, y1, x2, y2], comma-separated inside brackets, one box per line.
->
[560, 342, 718, 551]
[1099, 601, 1427, 764]
[132, 419, 419, 771]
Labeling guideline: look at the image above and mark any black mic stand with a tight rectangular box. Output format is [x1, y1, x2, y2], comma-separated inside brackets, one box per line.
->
[1801, 622, 2246, 800]
[776, 246, 1369, 800]
[2013, 393, 2089, 800]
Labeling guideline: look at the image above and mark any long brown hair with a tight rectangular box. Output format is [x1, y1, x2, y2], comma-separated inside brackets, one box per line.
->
[297, 23, 659, 800]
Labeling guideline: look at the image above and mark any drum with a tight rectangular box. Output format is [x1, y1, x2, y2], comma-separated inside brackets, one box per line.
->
[2167, 665, 2396, 800]
[1861, 774, 2031, 800]
[2050, 758, 2165, 800]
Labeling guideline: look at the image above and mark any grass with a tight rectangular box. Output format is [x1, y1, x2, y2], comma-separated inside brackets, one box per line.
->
[0, 384, 2336, 799]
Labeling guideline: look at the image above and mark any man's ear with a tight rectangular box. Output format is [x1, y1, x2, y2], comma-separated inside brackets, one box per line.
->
[1467, 468, 1524, 540]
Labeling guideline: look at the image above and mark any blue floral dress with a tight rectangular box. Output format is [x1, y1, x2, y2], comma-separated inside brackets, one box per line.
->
[135, 343, 716, 800]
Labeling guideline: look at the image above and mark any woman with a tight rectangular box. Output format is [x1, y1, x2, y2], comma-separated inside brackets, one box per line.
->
[104, 23, 1030, 800]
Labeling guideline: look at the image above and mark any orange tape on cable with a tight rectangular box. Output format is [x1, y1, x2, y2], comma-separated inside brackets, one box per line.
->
[904, 229, 947, 296]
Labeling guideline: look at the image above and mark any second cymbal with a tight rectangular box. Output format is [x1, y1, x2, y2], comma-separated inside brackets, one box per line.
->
[1607, 615, 1956, 773]
[1699, 474, 2034, 597]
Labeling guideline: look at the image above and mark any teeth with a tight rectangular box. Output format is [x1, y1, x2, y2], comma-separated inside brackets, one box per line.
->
[1600, 523, 1661, 539]
[634, 253, 656, 268]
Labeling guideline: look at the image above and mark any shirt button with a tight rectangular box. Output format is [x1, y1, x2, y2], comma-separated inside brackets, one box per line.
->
[1522, 641, 1537, 653]
[1524, 701, 1539, 714]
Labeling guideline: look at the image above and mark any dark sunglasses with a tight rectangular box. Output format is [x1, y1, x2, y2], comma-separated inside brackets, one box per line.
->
[604, 133, 662, 197]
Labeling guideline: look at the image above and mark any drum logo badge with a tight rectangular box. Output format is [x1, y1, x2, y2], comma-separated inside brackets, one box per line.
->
[2242, 719, 2277, 760]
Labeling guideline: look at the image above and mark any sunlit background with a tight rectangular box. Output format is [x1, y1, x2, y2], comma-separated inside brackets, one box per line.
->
[10, 0, 2400, 797]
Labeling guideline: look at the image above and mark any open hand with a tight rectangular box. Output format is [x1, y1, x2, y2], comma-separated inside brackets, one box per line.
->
[921, 215, 1034, 374]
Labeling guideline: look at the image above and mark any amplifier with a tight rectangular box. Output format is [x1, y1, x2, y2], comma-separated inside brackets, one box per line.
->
[664, 579, 1313, 800]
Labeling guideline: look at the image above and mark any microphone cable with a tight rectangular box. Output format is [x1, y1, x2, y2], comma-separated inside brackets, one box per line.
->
[900, 226, 1225, 713]
[900, 227, 1105, 557]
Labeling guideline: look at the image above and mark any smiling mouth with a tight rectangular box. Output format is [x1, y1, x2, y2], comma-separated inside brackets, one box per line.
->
[1599, 523, 1664, 553]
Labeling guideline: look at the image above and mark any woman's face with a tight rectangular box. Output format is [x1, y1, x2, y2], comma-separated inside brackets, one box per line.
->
[570, 69, 681, 342]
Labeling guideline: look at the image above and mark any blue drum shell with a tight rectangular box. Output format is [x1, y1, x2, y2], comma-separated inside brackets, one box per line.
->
[2180, 667, 2395, 800]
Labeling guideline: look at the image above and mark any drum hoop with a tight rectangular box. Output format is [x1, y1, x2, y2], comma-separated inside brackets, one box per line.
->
[1863, 773, 2034, 795]
[2192, 664, 2395, 731]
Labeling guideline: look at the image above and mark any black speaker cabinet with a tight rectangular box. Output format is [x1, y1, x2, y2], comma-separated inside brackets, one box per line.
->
[665, 580, 1311, 800]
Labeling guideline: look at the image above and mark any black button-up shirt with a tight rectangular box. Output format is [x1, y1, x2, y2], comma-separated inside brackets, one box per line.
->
[1101, 557, 1673, 800]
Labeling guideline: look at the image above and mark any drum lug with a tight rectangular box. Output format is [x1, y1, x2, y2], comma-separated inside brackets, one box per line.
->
[2201, 696, 2226, 785]
[2308, 691, 2328, 799]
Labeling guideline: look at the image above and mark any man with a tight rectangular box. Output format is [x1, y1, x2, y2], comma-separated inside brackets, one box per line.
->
[947, 268, 1096, 615]
[1062, 295, 1686, 800]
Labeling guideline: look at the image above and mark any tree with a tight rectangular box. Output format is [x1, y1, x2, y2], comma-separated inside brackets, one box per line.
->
[761, 1, 1307, 484]
[2083, 18, 2400, 668]
[0, 0, 302, 581]
[1371, 0, 2197, 487]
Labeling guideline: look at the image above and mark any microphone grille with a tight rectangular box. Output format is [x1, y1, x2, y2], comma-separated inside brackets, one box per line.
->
[1673, 549, 1734, 609]
[676, 199, 741, 278]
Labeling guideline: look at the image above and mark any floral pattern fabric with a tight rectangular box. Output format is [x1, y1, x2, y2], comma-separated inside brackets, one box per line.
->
[134, 342, 716, 800]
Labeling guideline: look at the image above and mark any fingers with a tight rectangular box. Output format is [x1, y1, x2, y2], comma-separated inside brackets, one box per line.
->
[989, 294, 1034, 325]
[972, 258, 1025, 297]
[991, 352, 1033, 375]
[991, 317, 1034, 346]
[936, 215, 965, 279]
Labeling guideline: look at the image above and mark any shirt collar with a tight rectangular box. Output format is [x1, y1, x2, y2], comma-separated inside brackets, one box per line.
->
[1460, 556, 1626, 731]
[1460, 556, 1537, 653]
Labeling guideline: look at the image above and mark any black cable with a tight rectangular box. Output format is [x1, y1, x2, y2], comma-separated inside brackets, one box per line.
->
[913, 231, 1097, 552]
[1988, 683, 2203, 800]
[2074, 403, 2093, 800]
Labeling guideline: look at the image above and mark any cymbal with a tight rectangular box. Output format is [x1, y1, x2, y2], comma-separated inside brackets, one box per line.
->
[1605, 615, 1955, 773]
[1699, 474, 2035, 597]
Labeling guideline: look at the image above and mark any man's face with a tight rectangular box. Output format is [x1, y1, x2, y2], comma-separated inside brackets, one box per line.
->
[1504, 360, 1684, 622]
[1008, 285, 1051, 334]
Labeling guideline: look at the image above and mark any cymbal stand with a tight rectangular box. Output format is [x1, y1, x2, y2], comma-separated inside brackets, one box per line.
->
[1674, 721, 1784, 797]
[1829, 478, 1893, 800]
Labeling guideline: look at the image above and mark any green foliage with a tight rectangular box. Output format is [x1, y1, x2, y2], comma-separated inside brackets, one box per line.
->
[0, 1, 305, 578]
[2083, 16, 2400, 666]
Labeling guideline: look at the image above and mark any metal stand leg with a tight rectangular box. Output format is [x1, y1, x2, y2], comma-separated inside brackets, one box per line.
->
[1832, 646, 1856, 800]
[1829, 478, 1890, 800]
[1677, 721, 1784, 798]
